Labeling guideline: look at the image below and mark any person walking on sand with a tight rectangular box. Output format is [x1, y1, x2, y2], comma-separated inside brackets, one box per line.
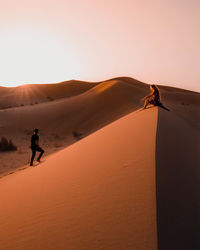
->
[30, 128, 44, 166]
[142, 84, 170, 111]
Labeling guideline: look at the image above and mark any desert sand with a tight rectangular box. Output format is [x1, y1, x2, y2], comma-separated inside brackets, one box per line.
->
[0, 77, 199, 249]
[0, 77, 148, 176]
[1, 77, 199, 177]
[0, 107, 158, 250]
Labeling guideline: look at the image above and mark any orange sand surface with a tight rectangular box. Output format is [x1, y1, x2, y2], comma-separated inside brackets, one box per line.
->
[0, 108, 158, 250]
[0, 77, 147, 176]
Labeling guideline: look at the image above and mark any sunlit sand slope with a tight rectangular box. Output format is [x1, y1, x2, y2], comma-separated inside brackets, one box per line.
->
[0, 108, 158, 250]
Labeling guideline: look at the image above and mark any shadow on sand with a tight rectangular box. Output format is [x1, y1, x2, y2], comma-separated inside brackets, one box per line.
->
[156, 108, 200, 250]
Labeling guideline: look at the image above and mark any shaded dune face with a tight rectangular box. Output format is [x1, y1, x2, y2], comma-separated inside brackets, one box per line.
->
[156, 108, 200, 250]
[155, 89, 200, 249]
[158, 85, 200, 129]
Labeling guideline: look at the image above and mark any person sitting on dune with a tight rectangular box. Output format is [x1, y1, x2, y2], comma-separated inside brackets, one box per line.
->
[142, 84, 169, 111]
[143, 84, 161, 109]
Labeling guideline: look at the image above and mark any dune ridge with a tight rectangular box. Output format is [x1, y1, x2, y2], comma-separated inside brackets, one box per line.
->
[0, 77, 147, 109]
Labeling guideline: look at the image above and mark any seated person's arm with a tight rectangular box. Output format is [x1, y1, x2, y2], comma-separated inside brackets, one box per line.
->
[144, 93, 153, 100]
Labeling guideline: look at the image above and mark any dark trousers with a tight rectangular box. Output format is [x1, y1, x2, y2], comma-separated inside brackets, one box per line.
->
[30, 147, 44, 165]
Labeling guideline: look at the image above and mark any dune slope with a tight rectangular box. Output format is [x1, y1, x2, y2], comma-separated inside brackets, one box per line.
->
[0, 78, 199, 249]
[0, 78, 148, 176]
[0, 80, 99, 109]
[0, 108, 158, 250]
[156, 108, 200, 250]
[1, 77, 198, 177]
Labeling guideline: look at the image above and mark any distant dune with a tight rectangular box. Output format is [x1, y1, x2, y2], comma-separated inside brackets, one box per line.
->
[0, 77, 146, 109]
[0, 80, 98, 109]
[0, 77, 199, 249]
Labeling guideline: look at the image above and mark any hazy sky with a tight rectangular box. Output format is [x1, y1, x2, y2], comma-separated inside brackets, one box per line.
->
[0, 0, 199, 91]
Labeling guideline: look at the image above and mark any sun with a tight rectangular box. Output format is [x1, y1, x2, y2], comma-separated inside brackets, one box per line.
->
[0, 27, 80, 87]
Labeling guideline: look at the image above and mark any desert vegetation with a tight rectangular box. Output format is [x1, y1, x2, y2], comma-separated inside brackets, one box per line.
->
[0, 137, 17, 152]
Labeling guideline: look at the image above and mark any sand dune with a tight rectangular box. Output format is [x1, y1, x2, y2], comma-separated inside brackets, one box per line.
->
[0, 77, 199, 249]
[0, 80, 98, 109]
[0, 77, 149, 176]
[0, 107, 158, 250]
[154, 88, 200, 249]
[156, 108, 200, 250]
[0, 77, 147, 109]
[158, 85, 200, 129]
[1, 77, 198, 177]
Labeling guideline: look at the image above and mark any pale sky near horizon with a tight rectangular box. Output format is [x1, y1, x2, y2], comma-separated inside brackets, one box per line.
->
[0, 0, 199, 92]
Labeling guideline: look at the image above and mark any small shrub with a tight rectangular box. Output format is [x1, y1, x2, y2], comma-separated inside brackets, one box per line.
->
[47, 96, 54, 101]
[0, 137, 17, 151]
[54, 143, 63, 148]
[72, 131, 83, 140]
